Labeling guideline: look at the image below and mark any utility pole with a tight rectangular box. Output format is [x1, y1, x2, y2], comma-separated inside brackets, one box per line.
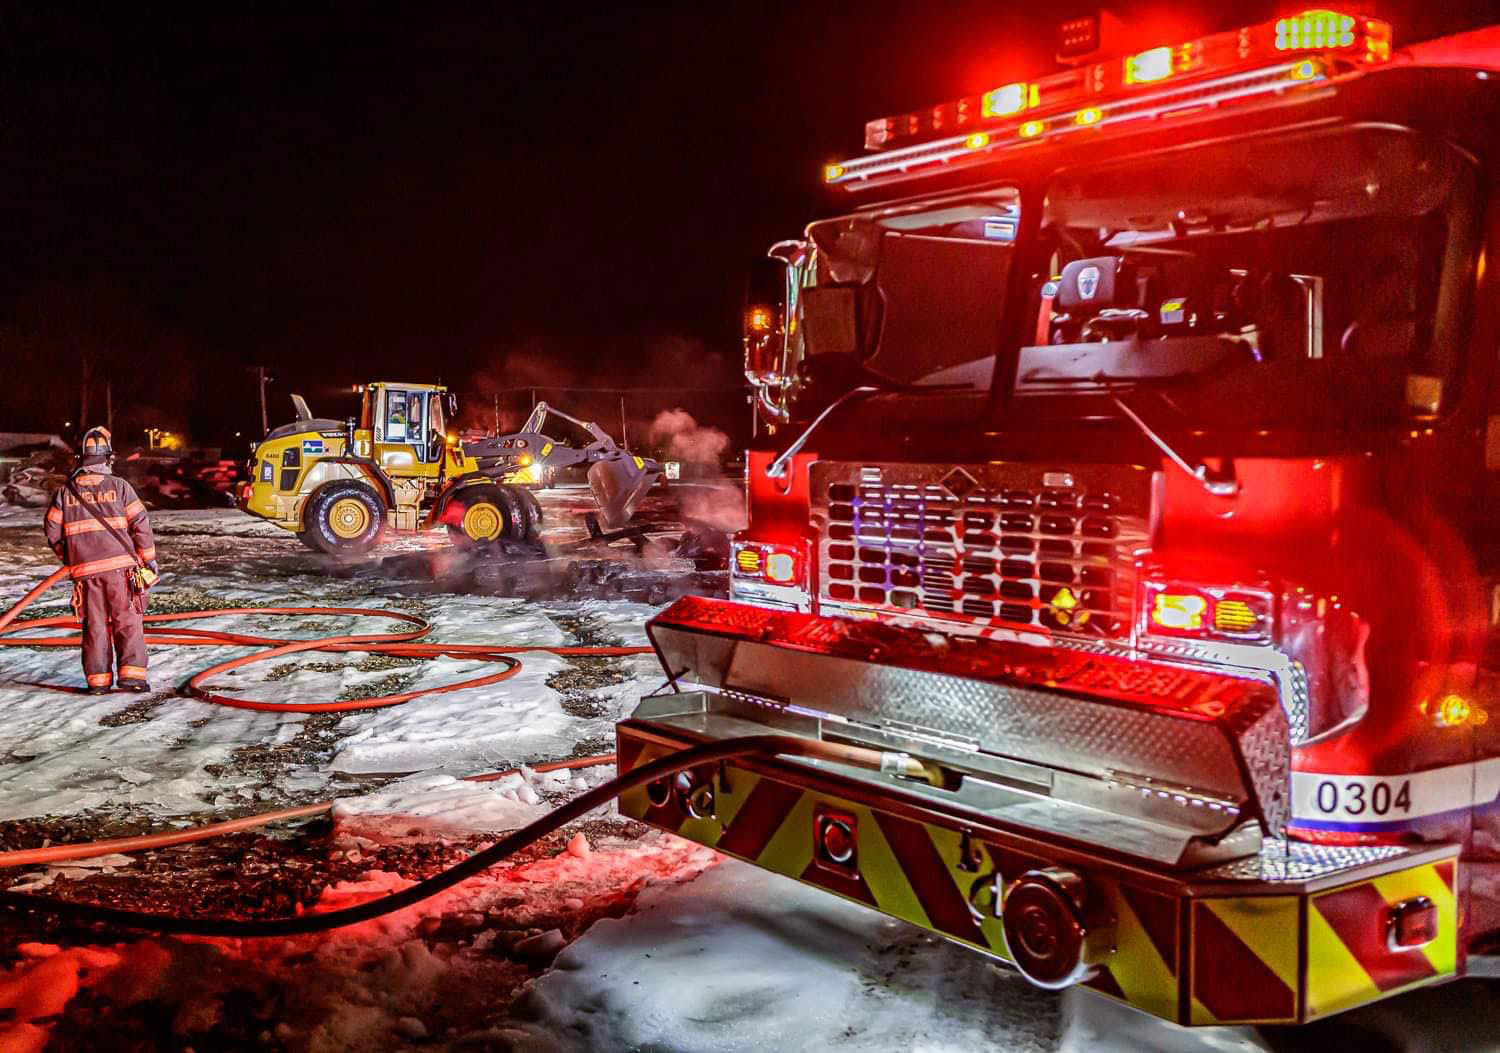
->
[105, 381, 113, 434]
[247, 366, 270, 436]
[620, 396, 629, 450]
[79, 357, 89, 433]
[493, 393, 499, 435]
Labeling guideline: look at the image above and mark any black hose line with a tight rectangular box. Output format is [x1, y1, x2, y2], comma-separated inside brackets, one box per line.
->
[2, 735, 879, 939]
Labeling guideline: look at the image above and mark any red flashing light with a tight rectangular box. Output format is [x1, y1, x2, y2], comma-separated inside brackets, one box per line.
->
[1387, 897, 1438, 950]
[1056, 10, 1125, 65]
[1125, 45, 1173, 84]
[981, 81, 1036, 118]
[1276, 10, 1392, 63]
[833, 9, 1393, 179]
[1124, 41, 1204, 85]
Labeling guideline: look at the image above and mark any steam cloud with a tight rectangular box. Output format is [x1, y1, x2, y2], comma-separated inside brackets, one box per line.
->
[648, 409, 730, 465]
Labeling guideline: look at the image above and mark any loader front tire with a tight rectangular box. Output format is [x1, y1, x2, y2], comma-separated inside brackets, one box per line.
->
[446, 484, 530, 548]
[299, 483, 387, 556]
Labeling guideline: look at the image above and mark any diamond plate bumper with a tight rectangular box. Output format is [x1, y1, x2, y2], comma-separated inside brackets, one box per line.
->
[647, 595, 1290, 866]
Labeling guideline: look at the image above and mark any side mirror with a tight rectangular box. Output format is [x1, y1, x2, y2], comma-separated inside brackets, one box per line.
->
[744, 257, 789, 384]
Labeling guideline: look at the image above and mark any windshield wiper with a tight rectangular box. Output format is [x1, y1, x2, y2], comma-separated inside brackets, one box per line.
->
[766, 381, 976, 479]
[1095, 374, 1239, 498]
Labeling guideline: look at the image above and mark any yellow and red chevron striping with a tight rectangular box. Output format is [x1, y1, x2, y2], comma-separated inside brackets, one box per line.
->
[717, 778, 805, 860]
[1314, 884, 1436, 991]
[871, 810, 987, 944]
[1305, 859, 1458, 1017]
[617, 724, 1459, 1027]
[1190, 898, 1299, 1023]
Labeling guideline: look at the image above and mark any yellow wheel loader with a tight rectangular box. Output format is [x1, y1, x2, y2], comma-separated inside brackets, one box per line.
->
[237, 383, 658, 554]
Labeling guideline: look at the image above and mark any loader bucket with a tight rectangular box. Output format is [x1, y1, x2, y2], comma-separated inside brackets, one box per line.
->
[588, 456, 659, 530]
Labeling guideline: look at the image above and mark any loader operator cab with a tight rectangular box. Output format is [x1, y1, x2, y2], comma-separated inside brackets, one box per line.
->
[360, 383, 454, 473]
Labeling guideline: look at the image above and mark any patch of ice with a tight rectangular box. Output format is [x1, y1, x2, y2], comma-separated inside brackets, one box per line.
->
[332, 769, 570, 839]
[511, 858, 1062, 1052]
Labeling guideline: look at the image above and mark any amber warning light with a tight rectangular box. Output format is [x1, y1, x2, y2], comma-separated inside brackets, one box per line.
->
[1143, 581, 1273, 643]
[843, 9, 1392, 175]
[733, 541, 802, 586]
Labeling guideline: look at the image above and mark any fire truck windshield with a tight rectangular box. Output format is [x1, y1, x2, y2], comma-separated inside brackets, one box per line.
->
[1012, 124, 1478, 431]
[802, 187, 1022, 392]
[795, 125, 1477, 439]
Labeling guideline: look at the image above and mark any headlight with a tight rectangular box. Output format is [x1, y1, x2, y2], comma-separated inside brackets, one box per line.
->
[1141, 580, 1274, 644]
[733, 540, 803, 587]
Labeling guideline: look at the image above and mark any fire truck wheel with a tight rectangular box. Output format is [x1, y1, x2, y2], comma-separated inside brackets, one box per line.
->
[447, 484, 529, 547]
[300, 483, 387, 555]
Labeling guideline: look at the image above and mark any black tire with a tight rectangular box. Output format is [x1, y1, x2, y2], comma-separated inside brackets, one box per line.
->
[496, 484, 534, 541]
[299, 482, 386, 555]
[511, 484, 543, 533]
[446, 484, 530, 547]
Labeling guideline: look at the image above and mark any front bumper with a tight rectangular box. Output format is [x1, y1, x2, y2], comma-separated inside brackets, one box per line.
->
[619, 714, 1458, 1025]
[619, 596, 1461, 1024]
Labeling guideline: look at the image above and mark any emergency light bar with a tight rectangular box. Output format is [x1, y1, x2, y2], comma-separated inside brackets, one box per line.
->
[832, 9, 1390, 188]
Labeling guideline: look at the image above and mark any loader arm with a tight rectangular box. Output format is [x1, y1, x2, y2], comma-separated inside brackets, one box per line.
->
[462, 400, 664, 529]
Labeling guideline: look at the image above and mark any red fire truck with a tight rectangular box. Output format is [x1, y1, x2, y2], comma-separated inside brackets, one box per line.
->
[617, 9, 1500, 1026]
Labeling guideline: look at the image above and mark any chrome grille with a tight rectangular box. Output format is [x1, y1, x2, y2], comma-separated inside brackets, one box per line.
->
[811, 462, 1152, 638]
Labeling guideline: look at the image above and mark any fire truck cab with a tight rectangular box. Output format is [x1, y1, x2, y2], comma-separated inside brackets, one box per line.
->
[619, 11, 1500, 1027]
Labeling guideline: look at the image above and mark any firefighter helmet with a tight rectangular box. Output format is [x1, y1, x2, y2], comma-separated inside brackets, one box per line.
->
[78, 426, 113, 464]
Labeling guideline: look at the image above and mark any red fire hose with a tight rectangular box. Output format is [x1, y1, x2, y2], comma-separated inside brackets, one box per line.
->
[0, 567, 648, 714]
[4, 736, 892, 937]
[0, 564, 656, 904]
[0, 569, 913, 937]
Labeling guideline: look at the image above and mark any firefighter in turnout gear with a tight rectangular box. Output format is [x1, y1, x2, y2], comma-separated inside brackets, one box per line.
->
[44, 427, 158, 694]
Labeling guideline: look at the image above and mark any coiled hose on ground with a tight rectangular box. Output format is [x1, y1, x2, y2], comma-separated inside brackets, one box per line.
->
[0, 567, 904, 936]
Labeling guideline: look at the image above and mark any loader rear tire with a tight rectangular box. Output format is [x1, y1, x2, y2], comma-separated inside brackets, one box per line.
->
[446, 484, 531, 548]
[300, 483, 386, 556]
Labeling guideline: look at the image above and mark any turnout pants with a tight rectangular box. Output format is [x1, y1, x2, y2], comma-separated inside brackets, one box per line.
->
[72, 569, 148, 687]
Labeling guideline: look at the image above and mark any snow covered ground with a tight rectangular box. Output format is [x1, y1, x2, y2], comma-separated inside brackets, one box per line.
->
[2, 493, 1499, 1051]
[0, 502, 660, 823]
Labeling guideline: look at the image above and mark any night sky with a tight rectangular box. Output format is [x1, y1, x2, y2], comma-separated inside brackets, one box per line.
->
[3, 2, 1498, 452]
